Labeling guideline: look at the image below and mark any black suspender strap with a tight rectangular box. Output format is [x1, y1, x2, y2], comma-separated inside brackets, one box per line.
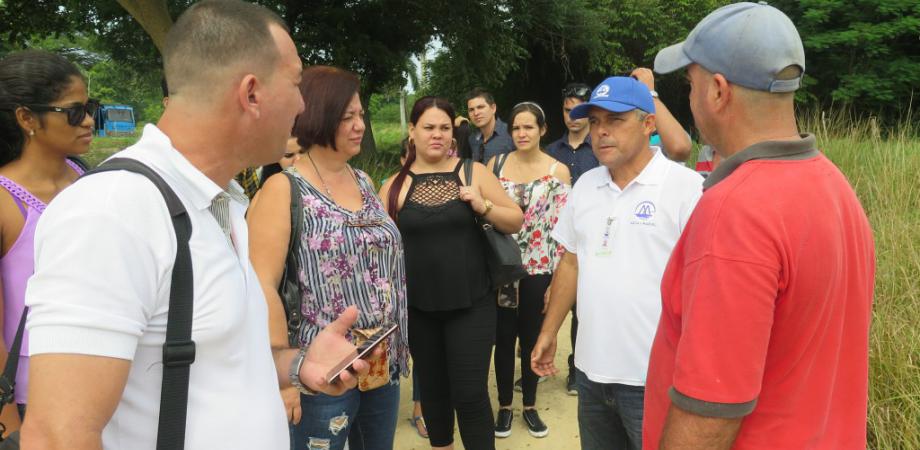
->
[83, 158, 195, 450]
[0, 306, 27, 410]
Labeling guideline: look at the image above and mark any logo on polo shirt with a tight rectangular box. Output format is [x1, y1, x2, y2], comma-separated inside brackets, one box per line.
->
[594, 84, 610, 98]
[634, 201, 656, 220]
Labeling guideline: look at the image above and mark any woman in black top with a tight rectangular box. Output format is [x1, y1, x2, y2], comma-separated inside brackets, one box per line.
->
[380, 96, 522, 450]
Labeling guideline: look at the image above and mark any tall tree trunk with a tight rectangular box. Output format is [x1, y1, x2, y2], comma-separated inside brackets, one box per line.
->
[399, 90, 407, 135]
[360, 92, 377, 158]
[116, 0, 173, 52]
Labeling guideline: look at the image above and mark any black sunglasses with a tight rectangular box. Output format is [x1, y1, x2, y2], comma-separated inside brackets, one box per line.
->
[562, 86, 591, 99]
[24, 99, 100, 127]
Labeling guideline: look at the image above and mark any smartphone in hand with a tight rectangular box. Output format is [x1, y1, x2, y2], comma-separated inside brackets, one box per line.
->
[326, 323, 398, 385]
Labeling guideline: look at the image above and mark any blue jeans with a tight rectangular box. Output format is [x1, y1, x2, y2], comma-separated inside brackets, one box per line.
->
[575, 369, 645, 450]
[290, 381, 400, 450]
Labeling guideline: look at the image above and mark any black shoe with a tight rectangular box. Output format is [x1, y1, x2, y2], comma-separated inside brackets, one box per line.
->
[522, 409, 548, 438]
[494, 408, 513, 438]
[566, 373, 578, 396]
[514, 376, 547, 392]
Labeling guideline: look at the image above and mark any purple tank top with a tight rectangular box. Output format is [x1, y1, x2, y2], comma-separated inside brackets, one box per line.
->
[0, 159, 83, 404]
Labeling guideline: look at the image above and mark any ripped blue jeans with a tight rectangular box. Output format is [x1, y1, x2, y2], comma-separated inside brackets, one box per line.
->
[289, 381, 400, 450]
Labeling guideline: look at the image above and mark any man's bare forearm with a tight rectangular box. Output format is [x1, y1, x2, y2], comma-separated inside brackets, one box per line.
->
[653, 99, 692, 162]
[659, 403, 742, 450]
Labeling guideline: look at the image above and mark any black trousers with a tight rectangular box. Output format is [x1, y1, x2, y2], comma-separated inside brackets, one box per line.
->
[408, 298, 496, 449]
[494, 274, 551, 407]
[569, 302, 578, 374]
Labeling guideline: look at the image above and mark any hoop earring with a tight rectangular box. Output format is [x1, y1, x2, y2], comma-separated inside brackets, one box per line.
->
[450, 138, 458, 151]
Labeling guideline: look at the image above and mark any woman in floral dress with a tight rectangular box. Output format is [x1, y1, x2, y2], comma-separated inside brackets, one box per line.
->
[248, 66, 407, 450]
[488, 102, 570, 439]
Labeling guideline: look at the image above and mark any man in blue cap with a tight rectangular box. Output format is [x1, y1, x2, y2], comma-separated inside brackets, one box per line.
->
[644, 2, 875, 449]
[531, 76, 703, 450]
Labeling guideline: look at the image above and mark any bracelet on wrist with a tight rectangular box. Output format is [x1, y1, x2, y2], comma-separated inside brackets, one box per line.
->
[289, 347, 317, 396]
[480, 199, 494, 217]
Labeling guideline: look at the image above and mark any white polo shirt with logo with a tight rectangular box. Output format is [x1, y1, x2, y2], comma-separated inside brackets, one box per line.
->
[552, 148, 703, 386]
[26, 125, 288, 449]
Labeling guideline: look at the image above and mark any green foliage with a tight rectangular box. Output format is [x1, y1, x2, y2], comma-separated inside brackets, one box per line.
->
[422, 1, 530, 106]
[86, 57, 164, 123]
[588, 0, 730, 73]
[425, 0, 723, 139]
[772, 0, 920, 118]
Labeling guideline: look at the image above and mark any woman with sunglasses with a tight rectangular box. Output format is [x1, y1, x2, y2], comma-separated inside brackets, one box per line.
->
[0, 50, 95, 435]
[380, 96, 522, 450]
[488, 102, 570, 439]
[247, 66, 408, 450]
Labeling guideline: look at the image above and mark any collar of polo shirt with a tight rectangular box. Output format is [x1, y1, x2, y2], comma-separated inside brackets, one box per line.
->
[595, 147, 668, 189]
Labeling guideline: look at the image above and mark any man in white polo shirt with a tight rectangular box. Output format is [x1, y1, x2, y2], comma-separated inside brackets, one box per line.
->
[21, 2, 370, 449]
[531, 76, 702, 450]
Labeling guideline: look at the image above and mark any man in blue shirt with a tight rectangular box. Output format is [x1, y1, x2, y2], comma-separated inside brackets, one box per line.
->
[546, 83, 597, 186]
[467, 87, 514, 163]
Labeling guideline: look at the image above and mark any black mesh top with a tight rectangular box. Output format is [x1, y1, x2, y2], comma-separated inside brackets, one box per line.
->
[397, 160, 491, 311]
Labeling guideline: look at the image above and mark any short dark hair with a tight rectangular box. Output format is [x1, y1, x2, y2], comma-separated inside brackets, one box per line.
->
[466, 87, 495, 106]
[160, 77, 169, 98]
[562, 82, 592, 102]
[292, 66, 361, 151]
[0, 50, 84, 166]
[162, 0, 287, 99]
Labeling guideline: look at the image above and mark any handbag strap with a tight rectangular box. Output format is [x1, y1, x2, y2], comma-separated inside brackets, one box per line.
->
[492, 153, 509, 178]
[83, 158, 195, 450]
[0, 306, 27, 413]
[463, 158, 473, 186]
[280, 170, 304, 345]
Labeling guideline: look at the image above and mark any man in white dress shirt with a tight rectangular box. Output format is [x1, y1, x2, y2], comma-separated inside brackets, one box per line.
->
[22, 1, 370, 449]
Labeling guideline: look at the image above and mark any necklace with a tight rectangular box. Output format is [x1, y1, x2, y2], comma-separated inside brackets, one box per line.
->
[306, 151, 334, 197]
[305, 151, 360, 198]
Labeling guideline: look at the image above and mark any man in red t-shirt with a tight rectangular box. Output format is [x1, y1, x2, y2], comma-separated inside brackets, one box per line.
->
[645, 3, 876, 449]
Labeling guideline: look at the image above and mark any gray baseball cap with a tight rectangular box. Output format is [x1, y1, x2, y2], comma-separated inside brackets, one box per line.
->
[654, 2, 805, 93]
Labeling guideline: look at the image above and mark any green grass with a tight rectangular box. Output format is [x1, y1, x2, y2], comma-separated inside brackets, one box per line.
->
[804, 113, 920, 450]
[84, 135, 137, 166]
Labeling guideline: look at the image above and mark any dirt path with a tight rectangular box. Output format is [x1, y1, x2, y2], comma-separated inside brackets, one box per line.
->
[394, 313, 579, 449]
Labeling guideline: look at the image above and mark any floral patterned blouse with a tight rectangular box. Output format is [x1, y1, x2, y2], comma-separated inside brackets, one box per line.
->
[499, 160, 570, 275]
[288, 166, 409, 377]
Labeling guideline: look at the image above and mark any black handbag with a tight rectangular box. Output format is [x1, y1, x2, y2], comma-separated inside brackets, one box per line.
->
[463, 158, 528, 290]
[279, 170, 305, 347]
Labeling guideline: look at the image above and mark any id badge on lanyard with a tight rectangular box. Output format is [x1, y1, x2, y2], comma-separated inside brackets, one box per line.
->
[592, 161, 671, 258]
[595, 216, 618, 258]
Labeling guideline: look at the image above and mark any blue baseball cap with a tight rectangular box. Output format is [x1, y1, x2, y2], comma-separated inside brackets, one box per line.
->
[654, 2, 805, 93]
[569, 77, 655, 120]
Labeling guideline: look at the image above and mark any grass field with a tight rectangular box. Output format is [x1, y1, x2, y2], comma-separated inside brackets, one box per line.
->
[808, 115, 920, 450]
[85, 111, 918, 449]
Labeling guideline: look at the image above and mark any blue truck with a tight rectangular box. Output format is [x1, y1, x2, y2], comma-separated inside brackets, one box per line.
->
[93, 104, 136, 137]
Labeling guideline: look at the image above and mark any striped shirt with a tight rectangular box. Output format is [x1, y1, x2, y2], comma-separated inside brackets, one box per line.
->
[287, 166, 409, 376]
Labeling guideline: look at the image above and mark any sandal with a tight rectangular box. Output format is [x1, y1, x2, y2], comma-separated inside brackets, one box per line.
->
[409, 415, 429, 438]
